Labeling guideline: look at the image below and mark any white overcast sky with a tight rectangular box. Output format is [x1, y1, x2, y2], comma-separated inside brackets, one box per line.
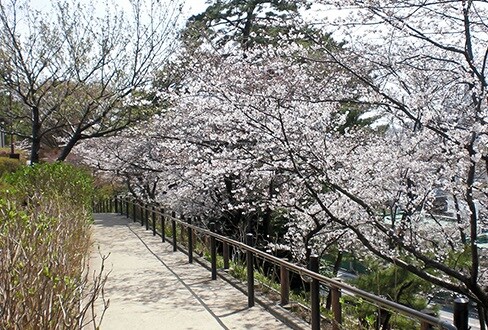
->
[30, 0, 209, 19]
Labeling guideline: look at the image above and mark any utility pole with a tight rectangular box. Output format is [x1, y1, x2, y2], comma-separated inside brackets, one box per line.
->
[8, 93, 19, 159]
[9, 93, 13, 154]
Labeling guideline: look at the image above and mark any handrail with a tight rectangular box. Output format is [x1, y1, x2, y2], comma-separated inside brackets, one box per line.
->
[101, 197, 458, 330]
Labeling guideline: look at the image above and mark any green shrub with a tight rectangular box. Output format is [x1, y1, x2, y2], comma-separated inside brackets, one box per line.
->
[3, 162, 94, 210]
[0, 162, 105, 329]
[0, 157, 23, 176]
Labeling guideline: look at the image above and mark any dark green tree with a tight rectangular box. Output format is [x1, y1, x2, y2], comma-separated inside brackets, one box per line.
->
[184, 0, 314, 50]
[345, 260, 432, 330]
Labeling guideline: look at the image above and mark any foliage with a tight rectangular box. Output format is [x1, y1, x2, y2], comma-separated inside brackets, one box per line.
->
[0, 156, 22, 176]
[353, 261, 430, 308]
[341, 260, 430, 329]
[0, 163, 105, 329]
[92, 177, 126, 204]
[184, 0, 310, 50]
[3, 162, 94, 210]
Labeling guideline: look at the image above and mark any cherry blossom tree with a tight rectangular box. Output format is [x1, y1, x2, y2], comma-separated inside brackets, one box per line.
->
[76, 0, 488, 324]
[302, 0, 488, 323]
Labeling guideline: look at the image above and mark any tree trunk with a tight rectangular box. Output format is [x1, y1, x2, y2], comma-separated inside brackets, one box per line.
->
[30, 107, 41, 164]
[57, 131, 81, 161]
[379, 309, 391, 330]
[262, 208, 271, 238]
[479, 305, 487, 330]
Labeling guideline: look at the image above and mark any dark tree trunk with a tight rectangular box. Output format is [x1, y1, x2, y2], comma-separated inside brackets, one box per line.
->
[30, 107, 41, 164]
[57, 132, 81, 161]
[478, 304, 486, 330]
[261, 208, 271, 238]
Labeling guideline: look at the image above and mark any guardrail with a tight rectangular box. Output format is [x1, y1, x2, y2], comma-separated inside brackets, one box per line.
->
[94, 197, 460, 330]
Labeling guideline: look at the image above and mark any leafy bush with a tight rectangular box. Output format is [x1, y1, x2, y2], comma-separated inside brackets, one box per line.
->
[3, 162, 94, 210]
[0, 163, 106, 329]
[0, 157, 22, 176]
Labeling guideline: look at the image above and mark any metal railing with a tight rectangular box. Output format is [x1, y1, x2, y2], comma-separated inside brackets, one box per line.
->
[94, 197, 459, 330]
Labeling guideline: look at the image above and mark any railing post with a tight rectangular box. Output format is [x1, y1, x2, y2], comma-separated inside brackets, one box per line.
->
[145, 205, 149, 230]
[188, 217, 193, 263]
[132, 200, 136, 223]
[140, 203, 144, 226]
[126, 198, 129, 218]
[310, 254, 320, 330]
[210, 222, 217, 280]
[161, 208, 165, 242]
[172, 211, 177, 252]
[223, 242, 230, 270]
[280, 262, 290, 306]
[152, 205, 156, 236]
[454, 297, 469, 330]
[180, 217, 185, 243]
[246, 233, 254, 308]
[331, 279, 342, 330]
[420, 309, 436, 330]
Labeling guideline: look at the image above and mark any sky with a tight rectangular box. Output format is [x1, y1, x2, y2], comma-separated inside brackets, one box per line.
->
[30, 0, 209, 19]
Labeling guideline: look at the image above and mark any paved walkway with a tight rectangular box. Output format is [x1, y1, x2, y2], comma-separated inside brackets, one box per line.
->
[88, 213, 304, 330]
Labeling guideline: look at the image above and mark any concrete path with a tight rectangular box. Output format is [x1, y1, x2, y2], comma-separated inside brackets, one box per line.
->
[88, 213, 301, 330]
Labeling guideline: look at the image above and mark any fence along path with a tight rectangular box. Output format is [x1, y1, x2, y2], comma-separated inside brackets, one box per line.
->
[88, 213, 302, 330]
[94, 198, 461, 330]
